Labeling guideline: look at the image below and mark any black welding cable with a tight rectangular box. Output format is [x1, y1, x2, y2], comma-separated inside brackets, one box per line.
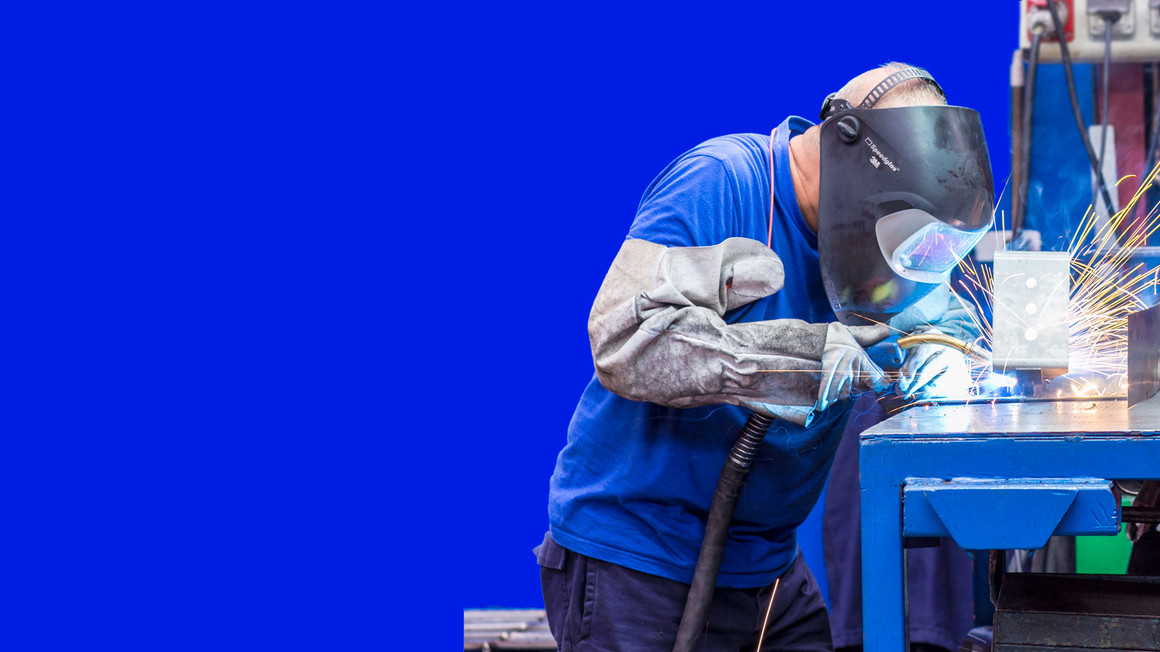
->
[1011, 52, 1025, 236]
[1045, 0, 1118, 216]
[1014, 27, 1044, 242]
[1098, 18, 1113, 214]
[672, 411, 773, 652]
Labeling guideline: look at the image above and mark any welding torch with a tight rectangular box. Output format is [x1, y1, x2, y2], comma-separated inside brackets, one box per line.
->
[868, 332, 994, 399]
[869, 332, 991, 370]
[897, 332, 990, 364]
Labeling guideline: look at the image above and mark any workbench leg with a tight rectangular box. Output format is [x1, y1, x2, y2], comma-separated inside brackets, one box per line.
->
[861, 478, 906, 651]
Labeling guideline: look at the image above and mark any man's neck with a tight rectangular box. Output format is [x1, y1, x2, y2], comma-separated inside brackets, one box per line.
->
[788, 128, 820, 233]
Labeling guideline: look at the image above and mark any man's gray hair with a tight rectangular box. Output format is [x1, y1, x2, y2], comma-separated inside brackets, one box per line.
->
[833, 62, 946, 109]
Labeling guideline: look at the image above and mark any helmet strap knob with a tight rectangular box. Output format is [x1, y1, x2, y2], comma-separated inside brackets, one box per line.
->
[837, 116, 861, 144]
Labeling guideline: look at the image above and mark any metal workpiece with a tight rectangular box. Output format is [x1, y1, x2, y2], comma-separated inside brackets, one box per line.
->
[988, 369, 1127, 401]
[991, 251, 1071, 378]
[865, 396, 1160, 438]
[1128, 303, 1160, 407]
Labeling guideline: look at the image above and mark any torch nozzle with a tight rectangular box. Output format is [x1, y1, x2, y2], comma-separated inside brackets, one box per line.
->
[897, 332, 991, 363]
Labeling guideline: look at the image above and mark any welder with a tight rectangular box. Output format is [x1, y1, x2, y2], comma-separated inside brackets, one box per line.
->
[537, 62, 994, 652]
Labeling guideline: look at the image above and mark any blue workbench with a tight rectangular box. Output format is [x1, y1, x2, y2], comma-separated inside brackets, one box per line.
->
[859, 397, 1160, 651]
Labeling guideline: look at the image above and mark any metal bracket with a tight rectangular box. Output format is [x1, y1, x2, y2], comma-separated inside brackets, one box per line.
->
[1128, 303, 1160, 406]
[991, 251, 1071, 377]
[903, 477, 1119, 550]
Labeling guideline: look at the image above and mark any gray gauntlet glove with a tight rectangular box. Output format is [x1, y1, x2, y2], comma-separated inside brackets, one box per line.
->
[749, 322, 890, 425]
[588, 238, 889, 425]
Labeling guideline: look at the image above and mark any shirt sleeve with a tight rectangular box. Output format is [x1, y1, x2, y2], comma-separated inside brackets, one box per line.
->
[628, 154, 739, 248]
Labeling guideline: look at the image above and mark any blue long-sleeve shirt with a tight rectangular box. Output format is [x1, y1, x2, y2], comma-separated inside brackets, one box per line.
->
[548, 117, 849, 587]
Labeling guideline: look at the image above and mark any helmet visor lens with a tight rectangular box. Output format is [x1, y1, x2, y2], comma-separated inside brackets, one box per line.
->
[876, 208, 989, 283]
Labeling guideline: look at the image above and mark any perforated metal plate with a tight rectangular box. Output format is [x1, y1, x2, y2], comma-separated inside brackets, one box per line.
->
[991, 251, 1071, 377]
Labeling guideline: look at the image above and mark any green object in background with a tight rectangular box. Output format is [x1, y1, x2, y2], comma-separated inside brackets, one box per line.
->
[1075, 497, 1133, 575]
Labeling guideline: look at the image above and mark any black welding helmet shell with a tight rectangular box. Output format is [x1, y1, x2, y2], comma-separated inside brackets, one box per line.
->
[817, 103, 994, 325]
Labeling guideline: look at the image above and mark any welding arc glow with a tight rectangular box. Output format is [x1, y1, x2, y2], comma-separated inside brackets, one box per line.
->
[951, 161, 1160, 400]
[983, 372, 1017, 389]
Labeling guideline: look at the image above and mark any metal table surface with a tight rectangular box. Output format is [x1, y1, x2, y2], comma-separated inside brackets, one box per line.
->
[858, 397, 1160, 651]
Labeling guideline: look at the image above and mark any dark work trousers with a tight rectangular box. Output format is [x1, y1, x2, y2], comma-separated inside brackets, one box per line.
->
[536, 533, 832, 651]
[1128, 529, 1160, 575]
[1128, 481, 1160, 576]
[823, 394, 975, 652]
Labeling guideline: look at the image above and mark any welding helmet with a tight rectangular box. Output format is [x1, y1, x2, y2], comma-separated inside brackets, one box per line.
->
[816, 68, 994, 325]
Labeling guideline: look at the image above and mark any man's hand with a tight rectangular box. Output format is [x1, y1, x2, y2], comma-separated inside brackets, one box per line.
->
[898, 342, 972, 399]
[817, 322, 891, 412]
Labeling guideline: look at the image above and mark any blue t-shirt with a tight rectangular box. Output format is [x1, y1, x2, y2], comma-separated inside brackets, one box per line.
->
[547, 116, 851, 589]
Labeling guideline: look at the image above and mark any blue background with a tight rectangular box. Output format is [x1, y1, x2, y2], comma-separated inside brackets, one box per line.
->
[16, 2, 1027, 649]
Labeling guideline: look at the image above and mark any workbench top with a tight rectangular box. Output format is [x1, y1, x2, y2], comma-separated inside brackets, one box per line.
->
[863, 396, 1160, 439]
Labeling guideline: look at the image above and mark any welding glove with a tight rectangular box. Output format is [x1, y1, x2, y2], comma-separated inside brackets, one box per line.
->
[746, 322, 891, 425]
[817, 322, 892, 409]
[588, 237, 890, 425]
[897, 331, 973, 400]
[889, 283, 982, 344]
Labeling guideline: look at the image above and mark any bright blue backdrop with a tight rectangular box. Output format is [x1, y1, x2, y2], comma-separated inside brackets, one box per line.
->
[13, 3, 1028, 649]
[9, 2, 1030, 645]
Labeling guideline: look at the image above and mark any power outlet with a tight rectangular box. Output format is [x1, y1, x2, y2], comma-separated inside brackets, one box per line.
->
[1027, 0, 1073, 41]
[1090, 0, 1136, 37]
[1020, 0, 1160, 62]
